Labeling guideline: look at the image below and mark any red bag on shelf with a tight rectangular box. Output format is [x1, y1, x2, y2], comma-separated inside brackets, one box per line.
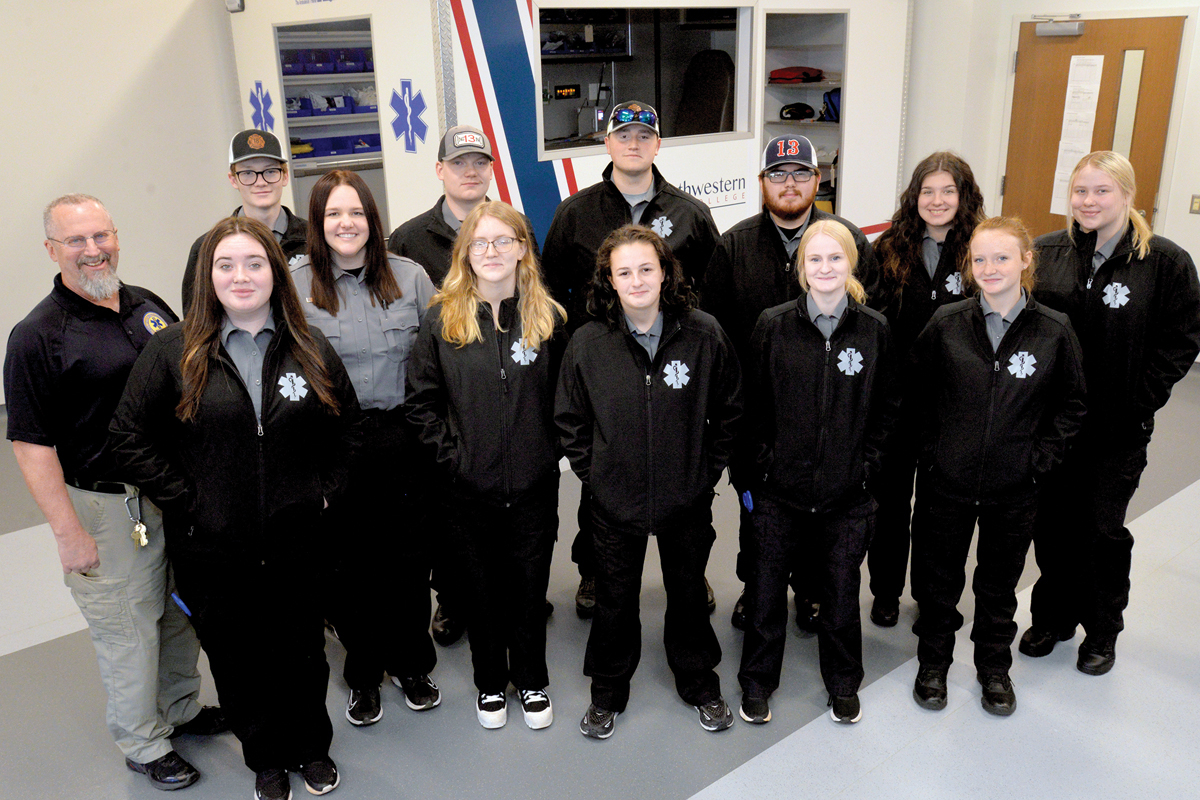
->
[769, 66, 824, 84]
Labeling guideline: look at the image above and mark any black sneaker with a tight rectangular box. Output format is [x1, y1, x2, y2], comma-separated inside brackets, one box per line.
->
[978, 673, 1017, 716]
[431, 604, 465, 646]
[125, 751, 200, 791]
[739, 694, 771, 724]
[255, 767, 292, 800]
[576, 577, 597, 618]
[345, 686, 382, 726]
[476, 691, 507, 729]
[579, 703, 618, 739]
[913, 666, 948, 710]
[169, 705, 228, 738]
[730, 593, 747, 631]
[870, 597, 900, 627]
[829, 693, 863, 724]
[299, 757, 339, 795]
[695, 697, 734, 731]
[795, 598, 820, 635]
[517, 688, 554, 729]
[392, 675, 441, 711]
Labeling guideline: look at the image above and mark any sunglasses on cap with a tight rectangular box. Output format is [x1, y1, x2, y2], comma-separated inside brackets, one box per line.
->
[612, 108, 658, 127]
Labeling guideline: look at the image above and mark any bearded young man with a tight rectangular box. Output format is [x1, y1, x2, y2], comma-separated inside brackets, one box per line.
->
[700, 136, 878, 632]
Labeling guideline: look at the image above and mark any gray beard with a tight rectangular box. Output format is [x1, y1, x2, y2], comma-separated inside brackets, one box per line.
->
[78, 269, 122, 301]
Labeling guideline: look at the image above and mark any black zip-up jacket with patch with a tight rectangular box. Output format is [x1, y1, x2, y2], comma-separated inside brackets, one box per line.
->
[182, 206, 308, 316]
[737, 296, 899, 513]
[1034, 223, 1200, 435]
[701, 205, 878, 363]
[555, 309, 742, 534]
[108, 323, 361, 560]
[405, 297, 566, 503]
[386, 196, 540, 288]
[910, 296, 1087, 503]
[542, 164, 720, 331]
[874, 233, 968, 354]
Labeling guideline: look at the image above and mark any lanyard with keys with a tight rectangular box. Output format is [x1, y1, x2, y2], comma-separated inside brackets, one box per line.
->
[124, 492, 148, 547]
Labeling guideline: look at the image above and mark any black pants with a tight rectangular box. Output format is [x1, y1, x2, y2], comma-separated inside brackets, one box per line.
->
[910, 478, 1036, 676]
[324, 411, 436, 690]
[447, 474, 559, 693]
[570, 485, 596, 579]
[1029, 428, 1149, 640]
[585, 501, 722, 712]
[174, 553, 331, 773]
[866, 430, 918, 602]
[734, 482, 810, 596]
[738, 493, 874, 698]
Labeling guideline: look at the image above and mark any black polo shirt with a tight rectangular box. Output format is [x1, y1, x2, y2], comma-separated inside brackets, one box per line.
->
[4, 275, 177, 483]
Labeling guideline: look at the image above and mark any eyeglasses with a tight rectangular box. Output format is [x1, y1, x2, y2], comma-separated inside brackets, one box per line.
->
[48, 230, 117, 250]
[234, 167, 284, 186]
[764, 169, 816, 184]
[612, 108, 658, 128]
[468, 237, 519, 255]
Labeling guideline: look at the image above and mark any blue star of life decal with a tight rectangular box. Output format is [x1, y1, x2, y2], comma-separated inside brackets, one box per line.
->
[390, 80, 428, 153]
[250, 81, 274, 132]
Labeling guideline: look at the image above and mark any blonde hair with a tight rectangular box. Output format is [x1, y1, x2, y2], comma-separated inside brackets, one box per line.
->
[963, 216, 1037, 295]
[1067, 150, 1152, 259]
[433, 201, 565, 348]
[796, 219, 866, 303]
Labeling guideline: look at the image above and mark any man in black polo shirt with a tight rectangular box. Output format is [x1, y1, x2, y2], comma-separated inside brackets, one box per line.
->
[181, 129, 307, 315]
[387, 124, 540, 287]
[5, 194, 223, 791]
[702, 135, 877, 631]
[541, 100, 721, 618]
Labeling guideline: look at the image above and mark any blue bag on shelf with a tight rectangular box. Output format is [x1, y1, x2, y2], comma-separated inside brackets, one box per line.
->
[819, 88, 841, 123]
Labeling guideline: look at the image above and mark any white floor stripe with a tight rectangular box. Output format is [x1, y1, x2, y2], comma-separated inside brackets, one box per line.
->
[0, 523, 86, 657]
[692, 478, 1200, 800]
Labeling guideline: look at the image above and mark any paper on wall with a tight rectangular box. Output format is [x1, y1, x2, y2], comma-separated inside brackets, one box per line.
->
[1050, 55, 1103, 216]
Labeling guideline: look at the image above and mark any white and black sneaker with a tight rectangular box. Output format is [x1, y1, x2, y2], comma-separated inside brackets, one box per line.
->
[392, 674, 441, 711]
[579, 704, 618, 739]
[695, 697, 734, 731]
[829, 693, 863, 724]
[476, 691, 507, 729]
[517, 688, 553, 729]
[345, 686, 382, 726]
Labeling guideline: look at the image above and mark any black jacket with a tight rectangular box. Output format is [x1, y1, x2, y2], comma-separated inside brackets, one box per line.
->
[1034, 223, 1200, 433]
[181, 206, 308, 316]
[873, 233, 968, 354]
[386, 196, 541, 288]
[910, 296, 1087, 503]
[542, 164, 720, 331]
[404, 298, 565, 503]
[738, 296, 898, 512]
[555, 309, 742, 534]
[108, 323, 361, 560]
[701, 205, 878, 363]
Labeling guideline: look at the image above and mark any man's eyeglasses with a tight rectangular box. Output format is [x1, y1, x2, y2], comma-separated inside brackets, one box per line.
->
[468, 237, 519, 255]
[764, 169, 817, 184]
[234, 167, 284, 186]
[48, 230, 117, 250]
[612, 108, 659, 128]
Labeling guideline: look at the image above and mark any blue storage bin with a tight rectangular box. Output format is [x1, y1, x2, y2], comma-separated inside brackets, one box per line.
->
[281, 50, 306, 75]
[304, 49, 336, 74]
[286, 96, 313, 118]
[364, 48, 374, 72]
[335, 48, 365, 73]
[355, 104, 378, 115]
[354, 133, 382, 153]
[306, 137, 334, 158]
[328, 136, 356, 156]
[312, 95, 355, 115]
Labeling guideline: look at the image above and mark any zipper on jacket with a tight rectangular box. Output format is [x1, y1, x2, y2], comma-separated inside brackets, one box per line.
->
[494, 317, 513, 498]
[973, 357, 1001, 500]
[931, 289, 937, 300]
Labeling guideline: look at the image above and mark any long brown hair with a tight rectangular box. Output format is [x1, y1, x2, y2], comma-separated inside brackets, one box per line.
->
[1067, 150, 1152, 259]
[179, 216, 339, 421]
[875, 151, 985, 295]
[305, 169, 400, 314]
[588, 224, 695, 326]
[434, 201, 564, 348]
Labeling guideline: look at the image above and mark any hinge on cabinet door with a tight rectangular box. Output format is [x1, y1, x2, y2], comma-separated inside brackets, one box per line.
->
[1000, 175, 1006, 196]
[1013, 50, 1019, 73]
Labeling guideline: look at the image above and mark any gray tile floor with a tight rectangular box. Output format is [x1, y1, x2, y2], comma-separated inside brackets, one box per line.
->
[1, 365, 1198, 800]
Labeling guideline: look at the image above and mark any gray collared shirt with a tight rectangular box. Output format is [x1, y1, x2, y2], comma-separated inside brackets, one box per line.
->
[922, 234, 943, 279]
[235, 206, 288, 242]
[441, 198, 464, 233]
[221, 310, 276, 422]
[776, 219, 807, 260]
[622, 180, 656, 225]
[1092, 231, 1120, 274]
[979, 290, 1027, 352]
[806, 292, 848, 340]
[625, 311, 664, 360]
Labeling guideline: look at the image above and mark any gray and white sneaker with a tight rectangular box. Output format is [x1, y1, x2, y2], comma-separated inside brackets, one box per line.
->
[517, 688, 554, 729]
[392, 674, 441, 711]
[695, 697, 734, 731]
[345, 686, 382, 726]
[476, 691, 507, 729]
[579, 703, 618, 739]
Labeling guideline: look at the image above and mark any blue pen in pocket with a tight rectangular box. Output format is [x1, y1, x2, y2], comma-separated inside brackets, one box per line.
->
[172, 592, 192, 617]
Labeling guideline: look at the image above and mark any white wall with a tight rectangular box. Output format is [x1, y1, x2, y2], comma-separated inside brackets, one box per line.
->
[2, 1, 242, 403]
[905, 1, 1200, 259]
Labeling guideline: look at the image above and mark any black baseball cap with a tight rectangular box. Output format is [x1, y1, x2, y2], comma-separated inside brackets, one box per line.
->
[761, 135, 818, 171]
[229, 129, 286, 165]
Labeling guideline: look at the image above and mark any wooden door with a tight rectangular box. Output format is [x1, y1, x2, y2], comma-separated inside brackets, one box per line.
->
[1002, 16, 1184, 236]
